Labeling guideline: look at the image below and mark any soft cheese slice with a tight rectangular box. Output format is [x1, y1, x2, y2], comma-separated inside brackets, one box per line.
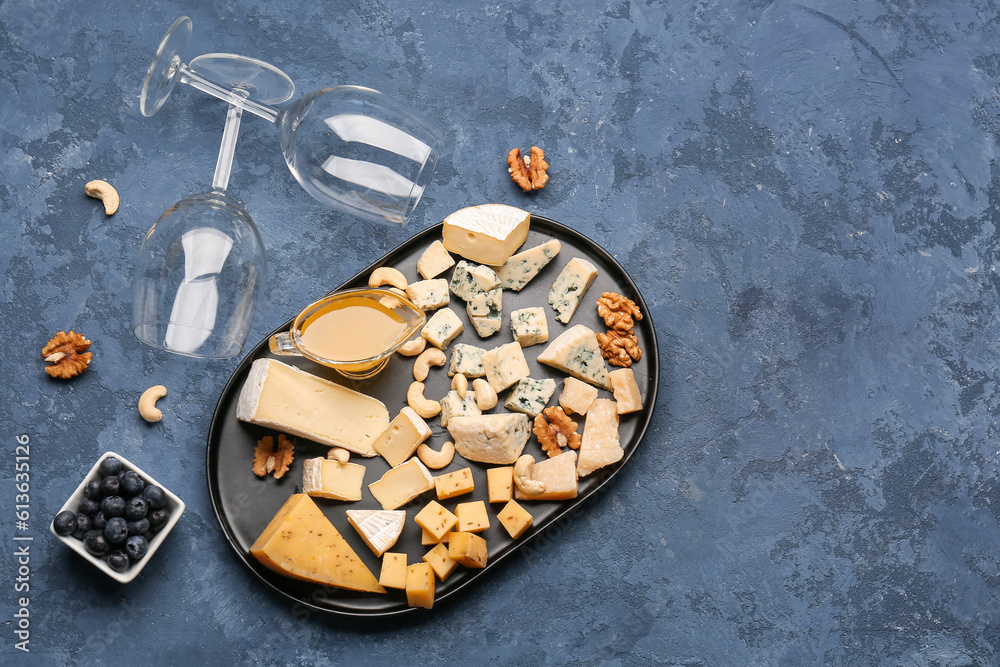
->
[250, 494, 385, 593]
[447, 413, 530, 464]
[346, 509, 406, 557]
[577, 399, 624, 477]
[374, 407, 432, 468]
[515, 451, 578, 501]
[417, 240, 455, 279]
[302, 458, 366, 501]
[537, 324, 611, 390]
[482, 342, 531, 392]
[608, 368, 643, 414]
[442, 204, 531, 265]
[548, 257, 598, 323]
[368, 458, 435, 510]
[236, 358, 389, 456]
[497, 239, 562, 291]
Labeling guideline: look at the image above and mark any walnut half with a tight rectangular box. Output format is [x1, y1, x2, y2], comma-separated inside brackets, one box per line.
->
[596, 329, 642, 368]
[507, 146, 549, 192]
[533, 406, 582, 458]
[42, 331, 92, 379]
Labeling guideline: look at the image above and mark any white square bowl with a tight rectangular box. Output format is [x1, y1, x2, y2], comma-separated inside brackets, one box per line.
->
[49, 451, 185, 584]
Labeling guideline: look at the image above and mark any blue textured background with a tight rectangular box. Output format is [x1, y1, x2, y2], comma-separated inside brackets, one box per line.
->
[2, 0, 1000, 664]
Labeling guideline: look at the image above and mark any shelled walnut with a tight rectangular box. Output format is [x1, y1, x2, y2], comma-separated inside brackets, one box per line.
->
[595, 292, 643, 368]
[533, 406, 581, 458]
[596, 329, 642, 368]
[597, 292, 643, 332]
[253, 434, 295, 479]
[507, 146, 549, 191]
[42, 331, 92, 379]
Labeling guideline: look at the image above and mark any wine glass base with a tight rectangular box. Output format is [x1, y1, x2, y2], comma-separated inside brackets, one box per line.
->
[140, 16, 192, 117]
[188, 54, 295, 105]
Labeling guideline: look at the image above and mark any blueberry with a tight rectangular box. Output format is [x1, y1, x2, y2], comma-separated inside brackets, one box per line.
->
[71, 513, 93, 540]
[106, 550, 129, 572]
[143, 485, 167, 509]
[83, 530, 110, 556]
[125, 496, 148, 521]
[120, 471, 145, 497]
[79, 497, 101, 516]
[148, 508, 170, 530]
[53, 510, 77, 536]
[124, 535, 148, 561]
[98, 456, 123, 477]
[141, 529, 155, 542]
[100, 496, 125, 518]
[104, 517, 128, 544]
[127, 518, 150, 536]
[91, 511, 108, 531]
[100, 474, 121, 497]
[85, 479, 104, 500]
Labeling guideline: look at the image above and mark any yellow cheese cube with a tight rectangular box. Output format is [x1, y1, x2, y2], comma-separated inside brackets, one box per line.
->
[434, 467, 475, 500]
[368, 458, 435, 510]
[373, 407, 432, 467]
[379, 552, 408, 589]
[420, 528, 453, 545]
[486, 466, 513, 503]
[455, 500, 490, 533]
[414, 500, 458, 542]
[422, 543, 459, 581]
[406, 563, 436, 609]
[497, 500, 533, 539]
[608, 368, 642, 414]
[448, 531, 488, 568]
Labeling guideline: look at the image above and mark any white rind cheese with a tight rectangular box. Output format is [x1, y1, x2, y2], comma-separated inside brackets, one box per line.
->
[236, 358, 389, 456]
[548, 257, 599, 324]
[346, 509, 406, 557]
[442, 204, 531, 265]
[302, 458, 366, 501]
[405, 279, 450, 311]
[447, 413, 531, 464]
[497, 239, 562, 291]
[537, 325, 612, 390]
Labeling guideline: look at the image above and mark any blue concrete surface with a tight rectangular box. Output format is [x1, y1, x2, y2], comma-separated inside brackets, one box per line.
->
[2, 0, 999, 664]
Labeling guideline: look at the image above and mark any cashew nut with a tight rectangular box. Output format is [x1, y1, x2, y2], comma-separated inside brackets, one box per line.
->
[412, 347, 446, 382]
[407, 381, 442, 418]
[472, 378, 498, 410]
[138, 385, 167, 423]
[397, 336, 426, 357]
[514, 454, 545, 496]
[416, 441, 455, 469]
[85, 179, 120, 215]
[327, 447, 350, 463]
[368, 267, 408, 291]
[451, 373, 469, 398]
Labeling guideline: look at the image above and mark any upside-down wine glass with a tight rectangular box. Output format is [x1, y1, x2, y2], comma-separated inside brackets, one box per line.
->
[141, 16, 442, 226]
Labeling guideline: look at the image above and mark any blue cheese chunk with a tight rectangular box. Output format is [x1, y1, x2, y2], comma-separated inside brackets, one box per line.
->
[448, 343, 487, 377]
[504, 377, 557, 417]
[439, 389, 482, 427]
[469, 315, 502, 338]
[447, 413, 531, 465]
[420, 307, 464, 350]
[536, 324, 611, 390]
[510, 307, 548, 347]
[405, 279, 450, 311]
[547, 257, 598, 324]
[450, 261, 501, 302]
[416, 240, 455, 280]
[482, 342, 531, 392]
[466, 287, 503, 339]
[497, 239, 562, 291]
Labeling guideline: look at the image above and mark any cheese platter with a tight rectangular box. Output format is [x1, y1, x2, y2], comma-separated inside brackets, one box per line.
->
[206, 212, 659, 616]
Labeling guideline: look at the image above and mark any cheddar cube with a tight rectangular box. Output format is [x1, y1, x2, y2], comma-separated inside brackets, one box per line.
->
[455, 500, 490, 533]
[406, 562, 435, 609]
[486, 466, 513, 503]
[448, 532, 487, 568]
[497, 500, 533, 539]
[434, 467, 475, 500]
[379, 552, 408, 589]
[422, 543, 459, 581]
[414, 500, 458, 542]
[420, 528, 453, 545]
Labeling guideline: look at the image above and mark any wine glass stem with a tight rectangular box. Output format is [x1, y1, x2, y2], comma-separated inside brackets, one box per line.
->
[213, 102, 243, 191]
[178, 63, 279, 123]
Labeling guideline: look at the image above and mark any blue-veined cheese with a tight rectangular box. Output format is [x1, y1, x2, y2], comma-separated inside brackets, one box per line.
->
[448, 343, 487, 377]
[536, 324, 611, 390]
[497, 239, 562, 291]
[447, 413, 531, 464]
[420, 307, 464, 349]
[450, 261, 500, 302]
[503, 377, 557, 417]
[442, 204, 531, 265]
[466, 287, 503, 339]
[548, 257, 598, 323]
[482, 341, 531, 392]
[439, 389, 482, 427]
[405, 279, 450, 311]
[510, 307, 548, 347]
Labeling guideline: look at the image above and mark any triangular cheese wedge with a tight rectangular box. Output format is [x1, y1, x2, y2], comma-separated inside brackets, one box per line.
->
[346, 509, 406, 557]
[497, 239, 562, 291]
[250, 494, 385, 593]
[577, 399, 624, 477]
[536, 324, 611, 390]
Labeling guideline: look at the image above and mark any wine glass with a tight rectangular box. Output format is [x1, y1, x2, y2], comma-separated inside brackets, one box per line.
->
[132, 52, 295, 358]
[141, 17, 442, 226]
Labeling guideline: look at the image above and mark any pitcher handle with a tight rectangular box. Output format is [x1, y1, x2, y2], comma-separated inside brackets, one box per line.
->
[268, 331, 300, 356]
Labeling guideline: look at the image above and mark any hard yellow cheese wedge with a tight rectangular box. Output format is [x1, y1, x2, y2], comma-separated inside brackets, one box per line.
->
[250, 494, 385, 594]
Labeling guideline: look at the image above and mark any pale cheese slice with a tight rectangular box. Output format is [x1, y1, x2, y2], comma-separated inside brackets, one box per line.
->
[548, 257, 598, 323]
[447, 413, 530, 464]
[515, 451, 579, 501]
[373, 407, 432, 467]
[497, 239, 562, 291]
[250, 494, 385, 593]
[577, 399, 624, 477]
[416, 240, 455, 279]
[536, 325, 611, 390]
[236, 358, 389, 456]
[608, 368, 643, 414]
[442, 204, 531, 266]
[302, 458, 366, 501]
[368, 458, 435, 510]
[346, 509, 406, 557]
